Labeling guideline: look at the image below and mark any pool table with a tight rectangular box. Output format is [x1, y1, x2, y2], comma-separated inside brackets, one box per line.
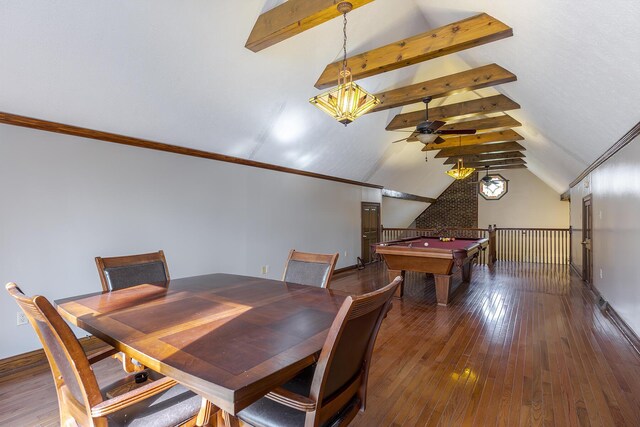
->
[374, 236, 489, 305]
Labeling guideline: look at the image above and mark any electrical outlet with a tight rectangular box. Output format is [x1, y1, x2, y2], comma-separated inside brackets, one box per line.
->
[343, 250, 348, 258]
[16, 311, 28, 326]
[599, 268, 603, 279]
[261, 265, 269, 275]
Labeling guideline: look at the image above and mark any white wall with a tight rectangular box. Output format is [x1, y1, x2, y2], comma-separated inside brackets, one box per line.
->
[569, 134, 640, 336]
[381, 197, 429, 228]
[0, 124, 375, 358]
[478, 169, 569, 228]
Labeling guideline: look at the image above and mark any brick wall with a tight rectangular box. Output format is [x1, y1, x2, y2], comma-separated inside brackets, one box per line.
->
[415, 173, 478, 228]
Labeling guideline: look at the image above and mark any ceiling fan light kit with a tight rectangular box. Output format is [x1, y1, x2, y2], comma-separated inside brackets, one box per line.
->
[416, 133, 439, 144]
[309, 2, 380, 126]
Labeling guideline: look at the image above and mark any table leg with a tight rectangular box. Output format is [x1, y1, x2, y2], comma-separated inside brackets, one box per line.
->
[388, 269, 405, 298]
[434, 274, 453, 306]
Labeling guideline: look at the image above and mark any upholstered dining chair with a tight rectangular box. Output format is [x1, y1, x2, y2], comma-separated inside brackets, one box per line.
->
[95, 250, 170, 373]
[232, 276, 403, 427]
[282, 250, 339, 289]
[95, 250, 170, 292]
[6, 282, 211, 427]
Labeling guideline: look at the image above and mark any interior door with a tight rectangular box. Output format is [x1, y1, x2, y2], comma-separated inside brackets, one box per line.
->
[582, 195, 593, 285]
[361, 202, 381, 264]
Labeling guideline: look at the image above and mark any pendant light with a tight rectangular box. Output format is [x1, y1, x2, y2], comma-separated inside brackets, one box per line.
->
[446, 137, 475, 180]
[309, 2, 380, 126]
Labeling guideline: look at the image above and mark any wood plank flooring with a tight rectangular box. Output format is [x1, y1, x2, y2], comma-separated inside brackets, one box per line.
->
[2, 262, 640, 426]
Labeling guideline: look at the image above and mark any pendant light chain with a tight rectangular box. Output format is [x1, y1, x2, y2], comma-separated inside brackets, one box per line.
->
[342, 11, 348, 75]
[308, 2, 381, 125]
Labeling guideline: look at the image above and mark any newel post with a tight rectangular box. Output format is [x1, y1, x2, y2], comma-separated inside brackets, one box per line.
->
[488, 224, 497, 266]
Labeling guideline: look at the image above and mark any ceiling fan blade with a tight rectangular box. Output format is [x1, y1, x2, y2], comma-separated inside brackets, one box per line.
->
[425, 120, 446, 131]
[433, 136, 447, 144]
[436, 129, 477, 135]
[393, 130, 419, 133]
[390, 137, 409, 144]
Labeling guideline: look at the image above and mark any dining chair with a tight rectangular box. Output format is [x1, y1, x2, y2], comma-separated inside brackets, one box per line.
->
[95, 250, 170, 372]
[6, 282, 211, 427]
[233, 275, 403, 427]
[95, 250, 170, 292]
[282, 250, 339, 289]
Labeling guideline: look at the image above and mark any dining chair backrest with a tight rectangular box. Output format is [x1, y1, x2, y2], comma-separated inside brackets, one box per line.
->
[282, 249, 339, 289]
[6, 283, 103, 425]
[307, 276, 402, 425]
[95, 250, 169, 292]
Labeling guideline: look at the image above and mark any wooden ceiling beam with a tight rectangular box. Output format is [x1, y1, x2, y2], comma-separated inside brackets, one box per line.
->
[369, 64, 516, 113]
[443, 151, 525, 164]
[315, 13, 512, 89]
[484, 164, 527, 170]
[462, 158, 526, 168]
[245, 0, 374, 52]
[435, 141, 525, 158]
[440, 114, 521, 132]
[386, 94, 520, 131]
[406, 114, 521, 142]
[421, 129, 523, 151]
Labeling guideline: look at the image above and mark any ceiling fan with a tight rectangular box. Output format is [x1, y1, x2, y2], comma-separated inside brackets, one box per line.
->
[468, 166, 510, 185]
[391, 96, 478, 145]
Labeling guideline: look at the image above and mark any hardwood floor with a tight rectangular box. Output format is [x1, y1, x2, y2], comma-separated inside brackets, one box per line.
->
[2, 262, 640, 426]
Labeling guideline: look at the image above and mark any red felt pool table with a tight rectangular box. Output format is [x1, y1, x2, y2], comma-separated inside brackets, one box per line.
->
[373, 236, 489, 305]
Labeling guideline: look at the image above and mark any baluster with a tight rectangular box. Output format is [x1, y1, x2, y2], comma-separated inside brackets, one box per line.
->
[518, 229, 522, 263]
[511, 229, 514, 262]
[545, 230, 549, 264]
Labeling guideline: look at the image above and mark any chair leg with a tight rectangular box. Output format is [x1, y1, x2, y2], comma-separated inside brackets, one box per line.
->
[196, 399, 219, 426]
[221, 411, 240, 427]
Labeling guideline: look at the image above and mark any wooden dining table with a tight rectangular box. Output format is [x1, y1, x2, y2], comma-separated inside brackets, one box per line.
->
[55, 273, 348, 415]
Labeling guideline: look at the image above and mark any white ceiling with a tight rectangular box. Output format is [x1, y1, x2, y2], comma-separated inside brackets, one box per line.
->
[1, 0, 639, 199]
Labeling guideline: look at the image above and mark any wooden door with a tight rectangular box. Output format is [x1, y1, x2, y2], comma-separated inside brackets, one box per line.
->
[361, 202, 381, 264]
[582, 195, 593, 285]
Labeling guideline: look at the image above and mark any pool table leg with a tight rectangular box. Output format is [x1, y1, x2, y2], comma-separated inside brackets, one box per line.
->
[434, 274, 453, 306]
[461, 259, 473, 282]
[388, 269, 405, 298]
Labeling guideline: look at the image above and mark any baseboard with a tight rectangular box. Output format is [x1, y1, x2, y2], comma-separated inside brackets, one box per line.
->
[587, 284, 640, 357]
[0, 335, 108, 379]
[570, 262, 583, 278]
[604, 301, 640, 357]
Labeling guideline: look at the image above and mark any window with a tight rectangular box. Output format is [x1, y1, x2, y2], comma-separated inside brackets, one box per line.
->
[479, 174, 508, 200]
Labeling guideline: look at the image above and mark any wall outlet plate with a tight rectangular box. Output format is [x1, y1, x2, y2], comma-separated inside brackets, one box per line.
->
[17, 311, 28, 326]
[261, 265, 269, 275]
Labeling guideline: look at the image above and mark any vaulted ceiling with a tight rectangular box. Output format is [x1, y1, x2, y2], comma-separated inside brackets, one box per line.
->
[1, 0, 638, 205]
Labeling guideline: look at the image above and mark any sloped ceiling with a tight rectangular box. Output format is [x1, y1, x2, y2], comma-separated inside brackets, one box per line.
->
[1, 0, 638, 202]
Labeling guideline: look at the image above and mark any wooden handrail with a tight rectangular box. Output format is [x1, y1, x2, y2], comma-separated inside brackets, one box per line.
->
[495, 227, 570, 231]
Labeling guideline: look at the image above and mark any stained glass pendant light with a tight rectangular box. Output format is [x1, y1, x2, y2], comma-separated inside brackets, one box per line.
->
[446, 158, 476, 180]
[309, 2, 380, 126]
[446, 136, 475, 179]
